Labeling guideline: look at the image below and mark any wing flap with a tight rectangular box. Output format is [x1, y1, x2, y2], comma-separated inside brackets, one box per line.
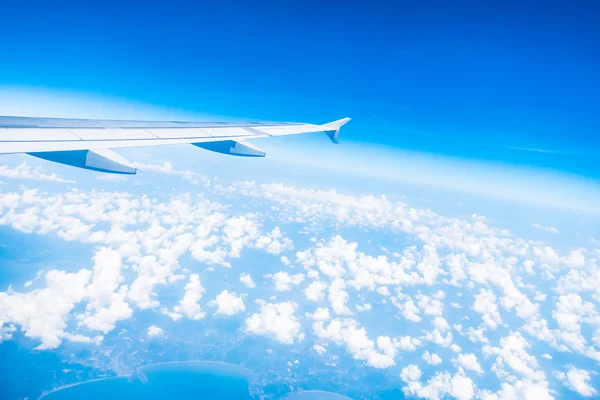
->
[29, 148, 137, 174]
[192, 140, 266, 157]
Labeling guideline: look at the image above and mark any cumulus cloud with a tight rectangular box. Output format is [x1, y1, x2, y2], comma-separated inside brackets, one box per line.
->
[0, 269, 91, 349]
[401, 365, 475, 400]
[209, 290, 245, 316]
[173, 274, 205, 320]
[147, 325, 164, 338]
[472, 289, 502, 329]
[269, 271, 305, 292]
[453, 353, 483, 374]
[239, 273, 256, 288]
[245, 301, 303, 344]
[0, 173, 598, 399]
[554, 365, 597, 397]
[328, 278, 351, 315]
[422, 351, 442, 366]
[0, 162, 75, 183]
[304, 281, 328, 302]
[313, 344, 327, 355]
[313, 318, 410, 368]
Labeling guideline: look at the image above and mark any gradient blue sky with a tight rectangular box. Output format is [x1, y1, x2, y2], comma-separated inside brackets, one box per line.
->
[1, 0, 599, 178]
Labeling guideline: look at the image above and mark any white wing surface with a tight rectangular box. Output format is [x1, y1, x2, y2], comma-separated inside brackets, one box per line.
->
[0, 116, 350, 174]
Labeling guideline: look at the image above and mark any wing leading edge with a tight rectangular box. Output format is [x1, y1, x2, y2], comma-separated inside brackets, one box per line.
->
[0, 116, 350, 174]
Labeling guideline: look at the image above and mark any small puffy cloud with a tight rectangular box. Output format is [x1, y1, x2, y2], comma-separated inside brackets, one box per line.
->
[472, 289, 502, 329]
[396, 336, 422, 351]
[173, 274, 205, 320]
[270, 271, 304, 292]
[416, 294, 443, 316]
[239, 273, 256, 289]
[422, 351, 442, 366]
[309, 307, 330, 321]
[328, 278, 351, 315]
[401, 364, 422, 382]
[453, 353, 483, 374]
[313, 344, 327, 355]
[304, 281, 328, 302]
[377, 286, 390, 296]
[313, 318, 399, 368]
[147, 325, 164, 338]
[555, 366, 597, 397]
[402, 367, 475, 400]
[395, 297, 421, 322]
[254, 227, 294, 254]
[209, 290, 245, 316]
[433, 317, 450, 332]
[245, 301, 303, 344]
[64, 333, 103, 345]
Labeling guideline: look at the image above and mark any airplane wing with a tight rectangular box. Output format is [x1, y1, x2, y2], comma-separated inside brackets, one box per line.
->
[0, 116, 350, 174]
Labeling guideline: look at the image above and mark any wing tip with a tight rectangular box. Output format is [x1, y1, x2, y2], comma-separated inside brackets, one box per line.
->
[323, 117, 351, 144]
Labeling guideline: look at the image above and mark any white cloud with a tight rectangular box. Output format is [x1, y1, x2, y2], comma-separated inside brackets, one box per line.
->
[401, 364, 422, 382]
[482, 331, 549, 389]
[396, 336, 422, 351]
[173, 274, 205, 320]
[0, 162, 75, 183]
[308, 308, 330, 321]
[533, 223, 560, 235]
[269, 271, 305, 292]
[472, 289, 502, 329]
[1, 169, 599, 399]
[79, 248, 132, 333]
[401, 366, 475, 400]
[147, 325, 164, 338]
[416, 293, 444, 317]
[328, 278, 351, 315]
[313, 344, 327, 355]
[132, 161, 210, 186]
[245, 301, 303, 344]
[554, 365, 597, 397]
[254, 227, 294, 254]
[453, 353, 483, 374]
[422, 351, 442, 366]
[377, 286, 390, 296]
[239, 273, 256, 288]
[0, 269, 91, 349]
[304, 280, 328, 302]
[393, 296, 421, 322]
[433, 316, 450, 332]
[209, 290, 245, 316]
[313, 318, 400, 368]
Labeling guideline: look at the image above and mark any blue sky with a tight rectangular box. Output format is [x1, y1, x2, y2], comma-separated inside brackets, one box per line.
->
[1, 0, 599, 178]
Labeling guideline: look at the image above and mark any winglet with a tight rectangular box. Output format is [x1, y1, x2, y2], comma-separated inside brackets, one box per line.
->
[321, 117, 351, 144]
